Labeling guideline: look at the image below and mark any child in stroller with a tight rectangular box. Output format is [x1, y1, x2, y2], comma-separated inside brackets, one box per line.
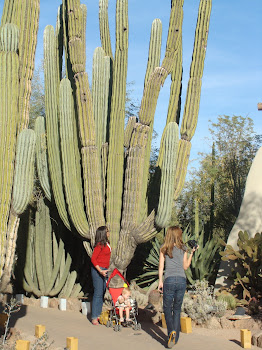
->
[115, 287, 132, 325]
[106, 268, 141, 332]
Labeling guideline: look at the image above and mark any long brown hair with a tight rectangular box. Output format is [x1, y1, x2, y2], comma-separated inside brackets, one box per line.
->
[94, 226, 109, 247]
[160, 226, 184, 258]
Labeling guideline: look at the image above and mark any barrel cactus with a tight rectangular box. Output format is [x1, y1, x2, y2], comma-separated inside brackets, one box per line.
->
[38, 0, 212, 275]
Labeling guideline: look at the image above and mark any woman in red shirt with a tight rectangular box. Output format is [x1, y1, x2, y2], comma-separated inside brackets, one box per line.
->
[91, 226, 111, 325]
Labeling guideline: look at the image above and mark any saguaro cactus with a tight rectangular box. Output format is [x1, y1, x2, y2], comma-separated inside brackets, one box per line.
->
[41, 0, 212, 273]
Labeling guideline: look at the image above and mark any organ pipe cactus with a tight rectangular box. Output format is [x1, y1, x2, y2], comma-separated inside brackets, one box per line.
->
[0, 0, 40, 289]
[41, 0, 212, 273]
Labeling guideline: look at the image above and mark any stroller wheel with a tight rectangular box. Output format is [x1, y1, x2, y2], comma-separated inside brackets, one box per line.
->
[114, 324, 121, 332]
[106, 321, 111, 328]
[133, 323, 141, 331]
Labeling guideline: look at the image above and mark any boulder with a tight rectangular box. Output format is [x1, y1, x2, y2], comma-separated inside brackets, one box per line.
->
[252, 330, 262, 347]
[206, 317, 222, 329]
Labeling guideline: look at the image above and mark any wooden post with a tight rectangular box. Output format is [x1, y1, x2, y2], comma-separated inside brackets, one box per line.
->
[180, 317, 192, 333]
[35, 324, 46, 338]
[257, 103, 262, 110]
[161, 313, 167, 328]
[240, 329, 251, 348]
[66, 337, 78, 350]
[15, 340, 30, 350]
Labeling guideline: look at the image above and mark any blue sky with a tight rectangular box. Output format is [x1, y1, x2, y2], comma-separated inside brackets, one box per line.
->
[1, 0, 262, 169]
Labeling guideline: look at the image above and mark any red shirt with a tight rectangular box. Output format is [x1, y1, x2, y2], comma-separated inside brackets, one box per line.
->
[91, 243, 111, 268]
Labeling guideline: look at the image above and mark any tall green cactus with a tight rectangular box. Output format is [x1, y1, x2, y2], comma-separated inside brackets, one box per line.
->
[0, 0, 40, 290]
[40, 0, 212, 273]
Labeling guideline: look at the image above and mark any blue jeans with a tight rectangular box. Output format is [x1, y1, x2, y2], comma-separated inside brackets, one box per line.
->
[163, 276, 186, 343]
[91, 266, 107, 320]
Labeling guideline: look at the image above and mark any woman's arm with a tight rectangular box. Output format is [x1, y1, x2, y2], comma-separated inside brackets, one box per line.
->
[158, 251, 165, 293]
[91, 246, 108, 277]
[183, 246, 198, 270]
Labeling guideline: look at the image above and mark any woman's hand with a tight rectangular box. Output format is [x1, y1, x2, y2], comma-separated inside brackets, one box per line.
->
[100, 269, 108, 277]
[192, 244, 199, 253]
[158, 281, 163, 293]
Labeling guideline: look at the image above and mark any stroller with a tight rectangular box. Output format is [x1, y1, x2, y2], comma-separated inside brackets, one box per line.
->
[106, 268, 141, 332]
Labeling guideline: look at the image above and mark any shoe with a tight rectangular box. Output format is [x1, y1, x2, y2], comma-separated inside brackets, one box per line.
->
[92, 319, 99, 325]
[167, 331, 176, 348]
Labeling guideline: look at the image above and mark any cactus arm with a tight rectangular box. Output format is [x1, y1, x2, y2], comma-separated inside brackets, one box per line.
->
[55, 5, 64, 82]
[180, 0, 211, 139]
[81, 146, 105, 243]
[137, 1, 183, 223]
[83, 241, 92, 258]
[35, 202, 46, 294]
[80, 4, 87, 72]
[65, 6, 106, 239]
[49, 252, 72, 297]
[124, 117, 137, 148]
[155, 123, 179, 228]
[0, 0, 16, 29]
[59, 270, 77, 298]
[166, 34, 182, 125]
[44, 25, 70, 229]
[9, 0, 40, 131]
[99, 0, 113, 60]
[44, 200, 52, 284]
[144, 19, 162, 88]
[23, 222, 42, 297]
[121, 124, 150, 231]
[34, 117, 51, 201]
[138, 19, 162, 223]
[173, 0, 211, 199]
[92, 47, 110, 152]
[0, 24, 19, 269]
[45, 236, 64, 294]
[59, 78, 90, 238]
[70, 282, 83, 298]
[66, 0, 85, 74]
[12, 129, 36, 215]
[106, 0, 128, 250]
[74, 73, 96, 147]
[101, 143, 108, 201]
[139, 0, 183, 126]
[173, 139, 191, 199]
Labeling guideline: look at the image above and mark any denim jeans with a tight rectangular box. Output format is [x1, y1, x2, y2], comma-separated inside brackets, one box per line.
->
[163, 276, 186, 343]
[91, 266, 107, 320]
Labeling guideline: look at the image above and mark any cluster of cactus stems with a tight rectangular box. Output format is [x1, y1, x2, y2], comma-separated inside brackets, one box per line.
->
[0, 0, 212, 291]
[36, 0, 212, 274]
[19, 198, 83, 298]
[0, 0, 39, 289]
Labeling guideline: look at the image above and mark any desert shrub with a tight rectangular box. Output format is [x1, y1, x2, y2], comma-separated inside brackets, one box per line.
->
[216, 292, 237, 310]
[182, 280, 227, 325]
